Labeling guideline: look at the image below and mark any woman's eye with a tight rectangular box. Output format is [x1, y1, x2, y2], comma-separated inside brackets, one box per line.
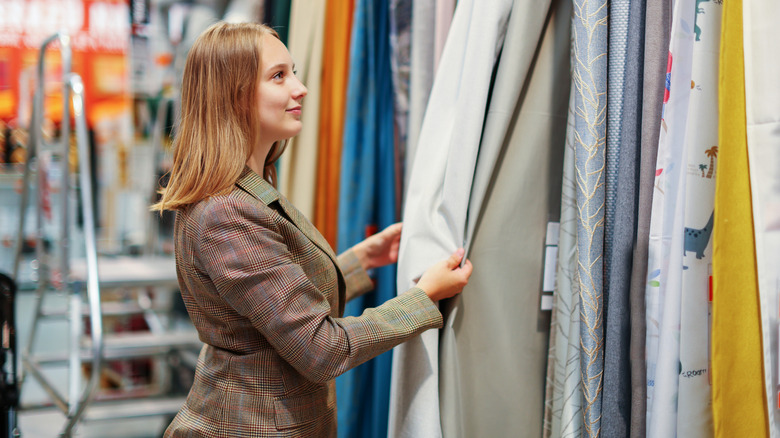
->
[273, 71, 284, 80]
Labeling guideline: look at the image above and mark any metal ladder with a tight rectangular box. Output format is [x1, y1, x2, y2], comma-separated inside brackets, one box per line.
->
[11, 34, 200, 437]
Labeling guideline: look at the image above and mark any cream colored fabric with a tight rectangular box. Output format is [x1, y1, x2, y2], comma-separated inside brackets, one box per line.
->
[277, 0, 325, 219]
[743, 2, 780, 435]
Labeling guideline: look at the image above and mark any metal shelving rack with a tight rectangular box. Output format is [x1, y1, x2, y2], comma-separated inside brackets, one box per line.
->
[11, 34, 200, 437]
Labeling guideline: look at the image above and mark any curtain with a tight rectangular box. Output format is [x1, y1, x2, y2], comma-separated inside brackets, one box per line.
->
[388, 1, 513, 436]
[711, 0, 769, 435]
[278, 0, 325, 219]
[314, 0, 355, 249]
[743, 0, 780, 434]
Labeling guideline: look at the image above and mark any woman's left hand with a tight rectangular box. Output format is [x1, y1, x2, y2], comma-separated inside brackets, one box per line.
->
[353, 223, 403, 271]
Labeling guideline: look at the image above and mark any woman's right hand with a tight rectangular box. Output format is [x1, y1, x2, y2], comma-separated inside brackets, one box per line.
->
[416, 248, 473, 302]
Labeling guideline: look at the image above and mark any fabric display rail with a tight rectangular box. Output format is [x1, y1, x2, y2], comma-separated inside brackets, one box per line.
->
[273, 0, 780, 437]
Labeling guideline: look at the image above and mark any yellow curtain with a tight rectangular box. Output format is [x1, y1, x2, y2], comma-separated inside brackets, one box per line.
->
[314, 0, 354, 249]
[711, 0, 768, 435]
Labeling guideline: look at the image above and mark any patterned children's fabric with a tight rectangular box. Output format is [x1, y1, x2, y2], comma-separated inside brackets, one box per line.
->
[643, 1, 695, 436]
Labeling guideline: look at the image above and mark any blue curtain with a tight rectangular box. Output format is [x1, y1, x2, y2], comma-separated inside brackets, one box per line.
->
[335, 0, 396, 437]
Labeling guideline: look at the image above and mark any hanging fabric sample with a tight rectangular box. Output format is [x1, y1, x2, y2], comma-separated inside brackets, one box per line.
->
[387, 0, 513, 436]
[570, 0, 608, 435]
[544, 89, 583, 438]
[601, 0, 646, 436]
[278, 0, 325, 219]
[434, 0, 455, 70]
[674, 2, 722, 436]
[314, 0, 355, 249]
[388, 0, 411, 212]
[711, 0, 769, 435]
[644, 1, 696, 436]
[604, 0, 630, 283]
[335, 1, 397, 437]
[405, 0, 434, 187]
[405, 0, 453, 191]
[264, 0, 292, 44]
[629, 2, 673, 436]
[438, 0, 567, 436]
[744, 1, 780, 434]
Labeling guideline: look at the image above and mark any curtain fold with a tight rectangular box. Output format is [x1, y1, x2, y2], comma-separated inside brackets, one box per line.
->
[570, 0, 608, 435]
[278, 0, 325, 219]
[711, 0, 769, 435]
[644, 2, 696, 436]
[388, 1, 513, 436]
[335, 2, 396, 437]
[629, 2, 673, 436]
[743, 1, 780, 434]
[314, 0, 355, 249]
[439, 1, 566, 436]
[544, 68, 583, 438]
[601, 0, 646, 435]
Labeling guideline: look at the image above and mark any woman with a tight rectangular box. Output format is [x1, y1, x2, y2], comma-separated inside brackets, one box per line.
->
[152, 22, 472, 437]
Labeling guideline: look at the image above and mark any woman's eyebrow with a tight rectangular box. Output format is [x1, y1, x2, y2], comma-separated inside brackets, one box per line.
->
[265, 62, 295, 74]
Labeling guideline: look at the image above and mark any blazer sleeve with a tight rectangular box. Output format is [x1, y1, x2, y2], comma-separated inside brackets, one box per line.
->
[196, 199, 442, 383]
[337, 249, 374, 302]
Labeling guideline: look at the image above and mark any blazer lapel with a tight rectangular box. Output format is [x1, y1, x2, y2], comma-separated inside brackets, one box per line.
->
[236, 168, 339, 267]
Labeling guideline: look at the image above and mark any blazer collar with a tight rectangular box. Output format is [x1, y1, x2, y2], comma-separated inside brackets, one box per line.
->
[235, 167, 279, 205]
[235, 167, 339, 264]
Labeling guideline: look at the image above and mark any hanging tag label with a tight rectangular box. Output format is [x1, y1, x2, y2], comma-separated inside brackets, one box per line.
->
[540, 222, 559, 311]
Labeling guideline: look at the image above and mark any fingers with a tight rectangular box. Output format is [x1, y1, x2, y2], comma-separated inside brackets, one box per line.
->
[460, 259, 473, 279]
[383, 222, 403, 236]
[447, 248, 465, 269]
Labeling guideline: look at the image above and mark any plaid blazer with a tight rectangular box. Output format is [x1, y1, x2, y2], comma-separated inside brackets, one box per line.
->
[165, 168, 442, 438]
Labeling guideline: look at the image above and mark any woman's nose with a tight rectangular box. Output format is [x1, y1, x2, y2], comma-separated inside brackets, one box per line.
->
[292, 77, 308, 100]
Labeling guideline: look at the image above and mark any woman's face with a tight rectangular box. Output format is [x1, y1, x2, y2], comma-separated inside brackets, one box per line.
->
[256, 36, 307, 145]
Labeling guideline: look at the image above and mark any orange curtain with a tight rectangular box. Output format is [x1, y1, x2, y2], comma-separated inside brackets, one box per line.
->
[711, 0, 769, 435]
[314, 0, 355, 249]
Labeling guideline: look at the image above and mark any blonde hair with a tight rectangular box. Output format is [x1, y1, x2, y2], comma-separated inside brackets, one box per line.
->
[151, 21, 284, 212]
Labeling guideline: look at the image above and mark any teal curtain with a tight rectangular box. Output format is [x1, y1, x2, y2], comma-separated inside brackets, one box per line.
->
[336, 0, 396, 436]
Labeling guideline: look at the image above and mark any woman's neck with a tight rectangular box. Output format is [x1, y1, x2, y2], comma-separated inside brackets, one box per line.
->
[246, 142, 274, 175]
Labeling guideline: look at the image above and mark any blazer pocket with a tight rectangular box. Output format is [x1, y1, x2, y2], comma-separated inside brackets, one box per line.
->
[273, 385, 331, 430]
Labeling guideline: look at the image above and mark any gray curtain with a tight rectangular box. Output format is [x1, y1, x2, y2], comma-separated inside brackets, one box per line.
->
[438, 0, 570, 436]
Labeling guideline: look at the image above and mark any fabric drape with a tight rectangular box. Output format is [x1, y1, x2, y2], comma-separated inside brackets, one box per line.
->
[674, 3, 721, 436]
[604, 0, 630, 286]
[314, 0, 355, 249]
[544, 89, 583, 438]
[711, 0, 769, 435]
[264, 0, 292, 44]
[388, 1, 512, 436]
[405, 0, 453, 192]
[434, 0, 455, 71]
[438, 0, 567, 436]
[644, 1, 696, 436]
[743, 1, 780, 434]
[601, 0, 646, 435]
[571, 0, 608, 435]
[278, 0, 325, 219]
[389, 0, 412, 215]
[629, 2, 673, 436]
[335, 2, 397, 437]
